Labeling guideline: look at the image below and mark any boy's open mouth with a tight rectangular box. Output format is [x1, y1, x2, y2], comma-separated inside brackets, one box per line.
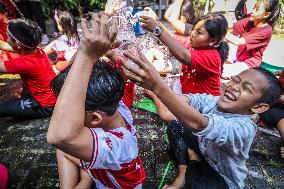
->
[223, 90, 237, 102]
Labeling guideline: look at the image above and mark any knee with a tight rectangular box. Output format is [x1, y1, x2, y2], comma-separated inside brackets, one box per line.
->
[167, 120, 182, 135]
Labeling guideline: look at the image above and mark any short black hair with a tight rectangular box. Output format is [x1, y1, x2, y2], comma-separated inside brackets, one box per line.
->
[7, 18, 42, 49]
[51, 60, 125, 116]
[252, 67, 282, 106]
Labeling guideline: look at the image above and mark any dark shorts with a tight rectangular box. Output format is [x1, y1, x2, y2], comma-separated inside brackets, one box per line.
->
[260, 103, 284, 127]
[167, 120, 228, 189]
[0, 89, 53, 119]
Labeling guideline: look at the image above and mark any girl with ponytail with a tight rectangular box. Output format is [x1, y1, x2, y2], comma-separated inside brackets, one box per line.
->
[223, 0, 280, 78]
[141, 12, 229, 96]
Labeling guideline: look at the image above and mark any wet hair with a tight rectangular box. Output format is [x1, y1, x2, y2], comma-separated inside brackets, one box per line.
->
[7, 18, 42, 49]
[235, 0, 280, 25]
[252, 67, 282, 106]
[51, 60, 125, 116]
[57, 11, 80, 46]
[193, 13, 229, 69]
[181, 0, 195, 24]
[264, 0, 280, 26]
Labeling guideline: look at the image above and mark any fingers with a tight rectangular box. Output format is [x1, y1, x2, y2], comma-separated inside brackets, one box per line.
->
[123, 51, 150, 71]
[109, 17, 119, 43]
[90, 13, 100, 34]
[81, 18, 90, 38]
[121, 59, 145, 78]
[99, 13, 111, 37]
[121, 67, 143, 83]
[111, 40, 122, 49]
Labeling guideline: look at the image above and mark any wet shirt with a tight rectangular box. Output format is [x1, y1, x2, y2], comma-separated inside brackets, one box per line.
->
[81, 102, 146, 189]
[4, 48, 57, 107]
[186, 94, 257, 189]
[233, 17, 272, 68]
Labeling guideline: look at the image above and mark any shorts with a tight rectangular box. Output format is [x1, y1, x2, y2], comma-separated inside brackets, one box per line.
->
[259, 103, 284, 127]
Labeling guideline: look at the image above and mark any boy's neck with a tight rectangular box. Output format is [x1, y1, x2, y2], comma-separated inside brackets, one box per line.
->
[20, 48, 38, 55]
[102, 111, 128, 131]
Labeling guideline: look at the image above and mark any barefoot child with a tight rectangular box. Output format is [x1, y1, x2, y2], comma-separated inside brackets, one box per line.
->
[47, 14, 145, 188]
[121, 51, 282, 188]
[0, 18, 56, 119]
[223, 0, 280, 78]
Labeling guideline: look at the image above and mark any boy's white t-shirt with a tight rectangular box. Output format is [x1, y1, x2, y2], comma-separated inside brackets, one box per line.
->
[81, 101, 145, 189]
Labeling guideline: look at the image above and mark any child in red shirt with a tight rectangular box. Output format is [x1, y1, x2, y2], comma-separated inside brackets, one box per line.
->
[223, 0, 280, 78]
[141, 13, 229, 96]
[0, 18, 56, 119]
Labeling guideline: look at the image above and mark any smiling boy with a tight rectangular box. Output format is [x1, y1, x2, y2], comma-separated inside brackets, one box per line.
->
[121, 52, 282, 188]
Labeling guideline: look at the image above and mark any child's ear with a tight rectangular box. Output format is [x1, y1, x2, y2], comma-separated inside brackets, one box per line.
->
[90, 112, 103, 126]
[263, 12, 271, 19]
[15, 41, 21, 50]
[250, 103, 269, 114]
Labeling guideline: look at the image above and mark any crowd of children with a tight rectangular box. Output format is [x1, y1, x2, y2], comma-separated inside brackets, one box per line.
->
[0, 0, 283, 189]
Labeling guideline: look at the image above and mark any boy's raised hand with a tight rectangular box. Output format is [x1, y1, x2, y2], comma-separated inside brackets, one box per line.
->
[80, 12, 118, 60]
[121, 51, 166, 93]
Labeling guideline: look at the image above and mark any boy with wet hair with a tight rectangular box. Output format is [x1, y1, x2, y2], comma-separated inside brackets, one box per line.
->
[121, 49, 281, 188]
[47, 13, 145, 189]
[0, 18, 56, 119]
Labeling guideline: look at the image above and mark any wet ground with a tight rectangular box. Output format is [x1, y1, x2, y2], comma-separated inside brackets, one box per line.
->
[0, 80, 284, 188]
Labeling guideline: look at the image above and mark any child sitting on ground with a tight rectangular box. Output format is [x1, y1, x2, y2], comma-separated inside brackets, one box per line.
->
[47, 13, 146, 189]
[0, 18, 56, 119]
[44, 10, 80, 73]
[121, 51, 282, 188]
[223, 0, 280, 78]
[259, 68, 284, 158]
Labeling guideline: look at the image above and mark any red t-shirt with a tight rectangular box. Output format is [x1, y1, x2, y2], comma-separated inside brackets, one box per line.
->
[233, 17, 272, 68]
[4, 48, 57, 107]
[174, 36, 222, 96]
[0, 18, 8, 41]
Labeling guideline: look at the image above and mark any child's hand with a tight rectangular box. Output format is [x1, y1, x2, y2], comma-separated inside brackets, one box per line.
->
[140, 15, 161, 32]
[79, 12, 118, 60]
[121, 51, 166, 93]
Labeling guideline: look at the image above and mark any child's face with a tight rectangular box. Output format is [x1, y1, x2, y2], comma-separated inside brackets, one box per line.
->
[189, 20, 210, 49]
[251, 0, 269, 22]
[218, 69, 269, 114]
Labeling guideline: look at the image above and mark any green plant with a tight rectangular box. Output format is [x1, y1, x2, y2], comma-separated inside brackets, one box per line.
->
[41, 0, 107, 19]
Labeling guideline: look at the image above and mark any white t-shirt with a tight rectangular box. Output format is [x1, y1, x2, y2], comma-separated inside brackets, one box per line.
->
[52, 35, 78, 61]
[81, 102, 145, 189]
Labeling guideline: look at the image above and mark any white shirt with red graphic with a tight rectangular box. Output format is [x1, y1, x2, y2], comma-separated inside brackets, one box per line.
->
[81, 101, 146, 189]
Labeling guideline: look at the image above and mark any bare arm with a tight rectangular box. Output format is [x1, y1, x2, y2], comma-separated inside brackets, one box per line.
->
[122, 53, 208, 131]
[279, 95, 284, 104]
[140, 16, 191, 66]
[44, 40, 58, 54]
[47, 13, 118, 161]
[168, 19, 186, 35]
[0, 40, 15, 52]
[225, 32, 246, 46]
[0, 62, 8, 73]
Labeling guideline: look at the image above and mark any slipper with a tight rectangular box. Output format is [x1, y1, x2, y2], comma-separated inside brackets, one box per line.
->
[0, 164, 8, 189]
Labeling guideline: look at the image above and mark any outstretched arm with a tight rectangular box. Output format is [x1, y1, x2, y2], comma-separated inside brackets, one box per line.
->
[140, 16, 192, 66]
[225, 32, 246, 46]
[47, 13, 118, 161]
[121, 52, 208, 131]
